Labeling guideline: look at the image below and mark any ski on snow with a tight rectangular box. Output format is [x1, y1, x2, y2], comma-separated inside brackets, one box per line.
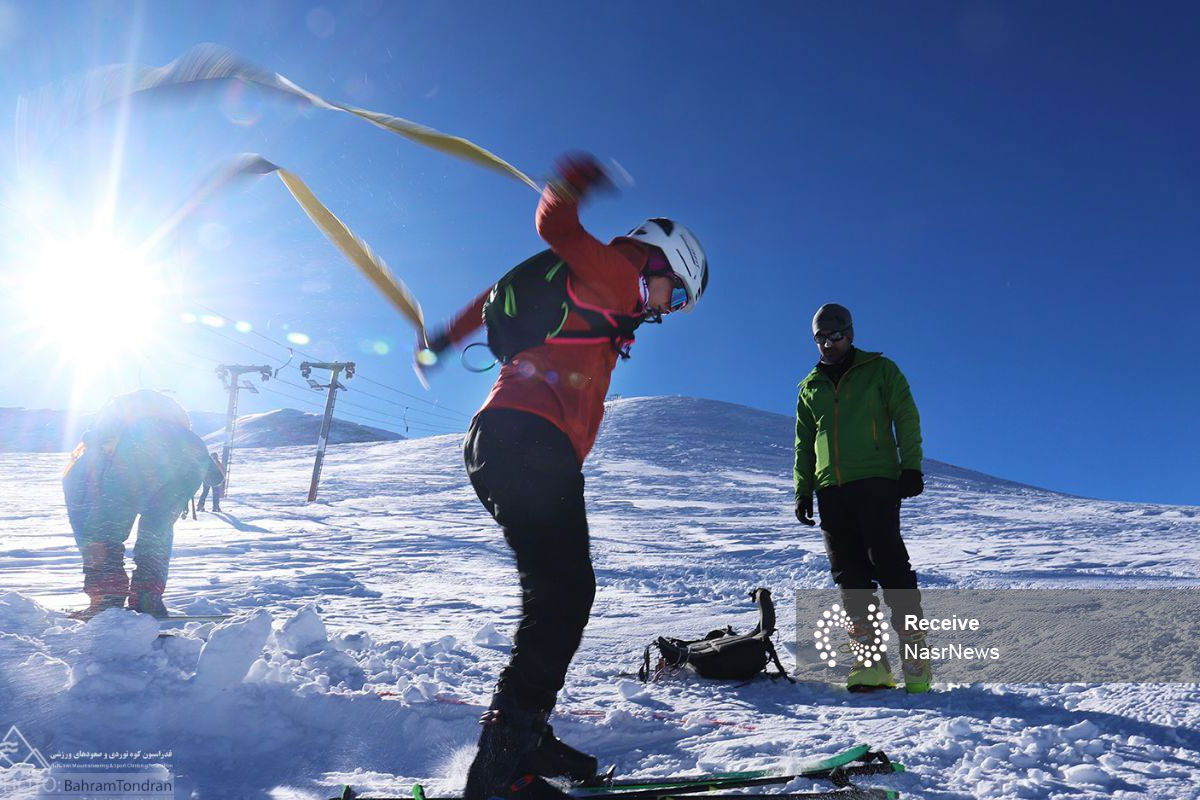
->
[337, 788, 897, 800]
[573, 745, 900, 793]
[332, 744, 904, 800]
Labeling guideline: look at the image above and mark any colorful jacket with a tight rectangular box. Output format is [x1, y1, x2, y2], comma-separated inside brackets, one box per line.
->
[793, 350, 923, 498]
[443, 186, 646, 465]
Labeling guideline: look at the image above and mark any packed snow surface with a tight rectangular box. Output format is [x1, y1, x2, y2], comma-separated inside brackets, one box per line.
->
[1, 396, 1198, 799]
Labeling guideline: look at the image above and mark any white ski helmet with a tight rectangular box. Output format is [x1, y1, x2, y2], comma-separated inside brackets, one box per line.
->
[622, 218, 708, 312]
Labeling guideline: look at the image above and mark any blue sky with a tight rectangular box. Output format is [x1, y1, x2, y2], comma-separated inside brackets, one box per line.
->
[0, 1, 1196, 504]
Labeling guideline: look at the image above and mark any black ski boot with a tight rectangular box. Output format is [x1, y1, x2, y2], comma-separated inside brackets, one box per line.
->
[464, 697, 570, 800]
[519, 722, 599, 782]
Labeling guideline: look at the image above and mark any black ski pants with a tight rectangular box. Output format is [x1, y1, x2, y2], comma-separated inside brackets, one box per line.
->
[464, 408, 596, 714]
[198, 478, 222, 510]
[817, 477, 925, 636]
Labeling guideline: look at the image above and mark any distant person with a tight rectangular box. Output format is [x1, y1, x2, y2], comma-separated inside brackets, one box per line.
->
[197, 451, 225, 512]
[793, 303, 932, 693]
[63, 389, 210, 618]
[421, 154, 708, 800]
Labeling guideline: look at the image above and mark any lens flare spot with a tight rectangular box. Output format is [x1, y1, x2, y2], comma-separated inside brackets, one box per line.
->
[219, 79, 265, 127]
[372, 340, 390, 355]
[200, 315, 225, 328]
[234, 321, 253, 333]
[287, 331, 311, 346]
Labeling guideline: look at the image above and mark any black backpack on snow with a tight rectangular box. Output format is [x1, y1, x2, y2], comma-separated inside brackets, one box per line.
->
[483, 249, 643, 364]
[638, 588, 795, 683]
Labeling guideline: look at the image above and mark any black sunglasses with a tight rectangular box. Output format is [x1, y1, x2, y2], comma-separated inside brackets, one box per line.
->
[814, 328, 849, 345]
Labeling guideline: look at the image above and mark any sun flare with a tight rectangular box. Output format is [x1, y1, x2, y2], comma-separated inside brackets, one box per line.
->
[17, 233, 168, 373]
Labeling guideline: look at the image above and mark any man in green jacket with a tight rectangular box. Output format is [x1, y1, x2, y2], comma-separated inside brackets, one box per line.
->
[794, 303, 931, 693]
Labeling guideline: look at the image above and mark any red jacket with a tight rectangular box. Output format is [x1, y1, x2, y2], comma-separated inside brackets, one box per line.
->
[444, 187, 646, 463]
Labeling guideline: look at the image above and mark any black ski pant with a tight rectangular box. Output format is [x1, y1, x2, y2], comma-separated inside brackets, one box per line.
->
[198, 480, 222, 511]
[817, 477, 925, 636]
[464, 408, 595, 714]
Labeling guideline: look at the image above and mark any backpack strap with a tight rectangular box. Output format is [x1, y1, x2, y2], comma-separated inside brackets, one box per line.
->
[749, 587, 776, 636]
[638, 636, 692, 682]
[555, 274, 642, 358]
[764, 636, 796, 683]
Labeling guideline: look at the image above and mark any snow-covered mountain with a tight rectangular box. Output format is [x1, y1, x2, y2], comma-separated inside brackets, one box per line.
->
[0, 406, 401, 452]
[0, 407, 221, 452]
[199, 408, 404, 448]
[1, 395, 1197, 799]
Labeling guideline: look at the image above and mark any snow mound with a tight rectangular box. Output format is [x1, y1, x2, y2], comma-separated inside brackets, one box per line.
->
[471, 622, 511, 649]
[598, 395, 1052, 495]
[0, 595, 490, 796]
[201, 408, 403, 448]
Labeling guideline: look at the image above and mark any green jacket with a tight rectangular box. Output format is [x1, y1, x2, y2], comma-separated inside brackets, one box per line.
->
[793, 350, 923, 499]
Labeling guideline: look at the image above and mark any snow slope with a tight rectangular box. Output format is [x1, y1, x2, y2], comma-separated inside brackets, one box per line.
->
[1, 396, 1197, 799]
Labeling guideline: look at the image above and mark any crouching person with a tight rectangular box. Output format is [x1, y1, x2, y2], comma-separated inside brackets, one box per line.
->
[63, 389, 210, 618]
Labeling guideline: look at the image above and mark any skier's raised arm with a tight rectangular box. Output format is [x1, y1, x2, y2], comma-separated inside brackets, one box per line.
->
[535, 155, 643, 296]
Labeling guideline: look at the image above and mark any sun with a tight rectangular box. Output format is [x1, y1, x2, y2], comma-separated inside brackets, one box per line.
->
[16, 232, 169, 375]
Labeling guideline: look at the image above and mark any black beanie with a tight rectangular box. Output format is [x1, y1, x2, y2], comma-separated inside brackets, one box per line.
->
[812, 303, 853, 335]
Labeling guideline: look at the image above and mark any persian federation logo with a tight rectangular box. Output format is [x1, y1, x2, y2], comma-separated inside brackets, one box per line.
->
[812, 603, 890, 668]
[1, 724, 54, 793]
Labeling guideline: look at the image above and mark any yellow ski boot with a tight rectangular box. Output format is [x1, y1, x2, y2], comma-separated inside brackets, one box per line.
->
[899, 630, 933, 693]
[843, 622, 896, 692]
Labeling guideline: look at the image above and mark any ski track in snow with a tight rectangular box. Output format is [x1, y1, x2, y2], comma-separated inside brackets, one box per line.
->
[1, 397, 1198, 799]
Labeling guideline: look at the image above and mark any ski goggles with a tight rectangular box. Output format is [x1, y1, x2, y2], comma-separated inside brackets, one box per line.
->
[665, 280, 689, 312]
[814, 328, 850, 345]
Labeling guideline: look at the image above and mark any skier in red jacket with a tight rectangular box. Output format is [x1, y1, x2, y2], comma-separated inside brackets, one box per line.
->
[422, 154, 708, 800]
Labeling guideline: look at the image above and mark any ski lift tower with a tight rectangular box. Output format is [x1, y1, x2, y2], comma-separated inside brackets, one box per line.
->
[300, 361, 355, 503]
[215, 364, 273, 495]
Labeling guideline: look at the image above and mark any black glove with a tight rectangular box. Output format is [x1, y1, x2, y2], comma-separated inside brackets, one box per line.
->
[422, 327, 453, 355]
[415, 327, 453, 370]
[551, 152, 615, 200]
[898, 469, 924, 499]
[795, 495, 815, 526]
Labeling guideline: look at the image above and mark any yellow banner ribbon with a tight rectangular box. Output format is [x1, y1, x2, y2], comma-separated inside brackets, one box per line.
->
[157, 154, 426, 335]
[18, 44, 540, 191]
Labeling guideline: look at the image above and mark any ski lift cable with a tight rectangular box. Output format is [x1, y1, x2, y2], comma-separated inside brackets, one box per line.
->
[191, 323, 292, 366]
[265, 379, 456, 434]
[335, 396, 462, 431]
[271, 376, 463, 430]
[337, 393, 464, 427]
[177, 331, 462, 434]
[354, 373, 473, 418]
[161, 344, 460, 436]
[193, 303, 473, 419]
[255, 383, 446, 435]
[341, 384, 470, 422]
